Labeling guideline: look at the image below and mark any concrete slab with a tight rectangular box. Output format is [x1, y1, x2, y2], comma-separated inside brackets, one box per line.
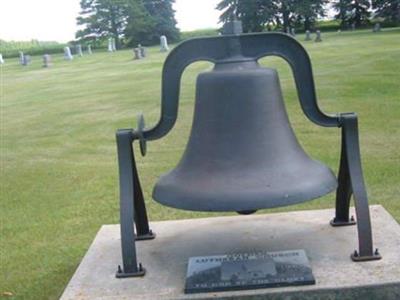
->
[61, 205, 400, 299]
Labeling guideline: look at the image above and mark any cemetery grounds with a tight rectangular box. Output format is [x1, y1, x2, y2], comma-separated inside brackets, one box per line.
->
[1, 29, 400, 299]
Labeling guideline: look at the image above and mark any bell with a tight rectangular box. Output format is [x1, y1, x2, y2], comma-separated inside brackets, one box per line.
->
[115, 21, 380, 278]
[153, 61, 337, 212]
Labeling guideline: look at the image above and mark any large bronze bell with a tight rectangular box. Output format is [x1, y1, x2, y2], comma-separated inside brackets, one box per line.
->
[153, 61, 336, 213]
[115, 21, 381, 278]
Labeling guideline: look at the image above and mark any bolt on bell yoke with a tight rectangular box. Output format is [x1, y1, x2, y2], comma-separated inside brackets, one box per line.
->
[115, 21, 381, 278]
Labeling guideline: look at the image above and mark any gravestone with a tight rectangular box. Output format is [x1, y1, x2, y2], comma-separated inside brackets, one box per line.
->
[108, 38, 113, 52]
[64, 47, 73, 60]
[305, 30, 311, 41]
[290, 28, 296, 37]
[42, 54, 51, 68]
[285, 28, 290, 35]
[19, 52, 30, 66]
[0, 53, 4, 64]
[373, 23, 381, 32]
[75, 44, 83, 57]
[112, 38, 117, 51]
[87, 45, 92, 55]
[19, 51, 25, 65]
[351, 23, 355, 31]
[138, 44, 146, 58]
[160, 35, 169, 52]
[315, 30, 322, 42]
[22, 55, 31, 66]
[133, 48, 142, 60]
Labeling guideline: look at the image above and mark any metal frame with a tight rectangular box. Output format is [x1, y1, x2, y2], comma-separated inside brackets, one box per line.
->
[331, 113, 381, 261]
[115, 129, 155, 278]
[116, 31, 380, 277]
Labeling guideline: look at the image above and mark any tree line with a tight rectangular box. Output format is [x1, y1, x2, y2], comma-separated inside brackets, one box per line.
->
[217, 0, 400, 33]
[334, 0, 399, 28]
[75, 0, 399, 48]
[76, 0, 179, 48]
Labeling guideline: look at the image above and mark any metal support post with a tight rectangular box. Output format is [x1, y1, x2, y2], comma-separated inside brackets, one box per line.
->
[331, 113, 381, 261]
[115, 129, 155, 278]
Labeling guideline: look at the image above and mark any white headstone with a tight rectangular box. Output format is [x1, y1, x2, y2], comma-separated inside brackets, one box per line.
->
[305, 30, 311, 41]
[0, 54, 4, 64]
[108, 38, 113, 52]
[351, 23, 355, 31]
[22, 55, 31, 66]
[75, 44, 83, 57]
[87, 45, 92, 55]
[138, 44, 146, 58]
[112, 38, 117, 51]
[373, 23, 381, 32]
[19, 51, 25, 65]
[64, 46, 73, 60]
[315, 30, 322, 42]
[133, 48, 142, 60]
[290, 28, 296, 37]
[19, 52, 30, 66]
[43, 54, 51, 68]
[160, 35, 169, 52]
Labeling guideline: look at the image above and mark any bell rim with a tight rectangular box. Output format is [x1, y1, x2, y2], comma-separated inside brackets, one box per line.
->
[152, 179, 337, 212]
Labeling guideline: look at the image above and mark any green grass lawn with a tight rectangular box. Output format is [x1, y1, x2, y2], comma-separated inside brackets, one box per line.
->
[1, 29, 399, 299]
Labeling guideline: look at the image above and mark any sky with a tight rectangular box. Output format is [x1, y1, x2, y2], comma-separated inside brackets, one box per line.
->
[0, 0, 221, 42]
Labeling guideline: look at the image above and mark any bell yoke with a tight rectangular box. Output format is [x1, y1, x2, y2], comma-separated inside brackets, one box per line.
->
[115, 21, 381, 278]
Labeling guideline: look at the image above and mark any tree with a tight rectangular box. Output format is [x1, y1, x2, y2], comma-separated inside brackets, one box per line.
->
[372, 0, 400, 23]
[333, 0, 352, 28]
[76, 0, 130, 49]
[142, 0, 180, 43]
[217, 0, 328, 33]
[351, 0, 371, 26]
[333, 0, 371, 28]
[124, 0, 155, 46]
[277, 0, 296, 32]
[76, 0, 179, 47]
[217, 0, 277, 33]
[217, 0, 239, 23]
[294, 0, 328, 31]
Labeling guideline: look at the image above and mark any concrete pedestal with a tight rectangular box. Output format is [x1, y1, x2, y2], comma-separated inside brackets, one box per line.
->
[61, 205, 400, 299]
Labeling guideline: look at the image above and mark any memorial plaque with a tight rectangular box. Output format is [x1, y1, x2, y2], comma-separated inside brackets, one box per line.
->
[185, 249, 315, 294]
